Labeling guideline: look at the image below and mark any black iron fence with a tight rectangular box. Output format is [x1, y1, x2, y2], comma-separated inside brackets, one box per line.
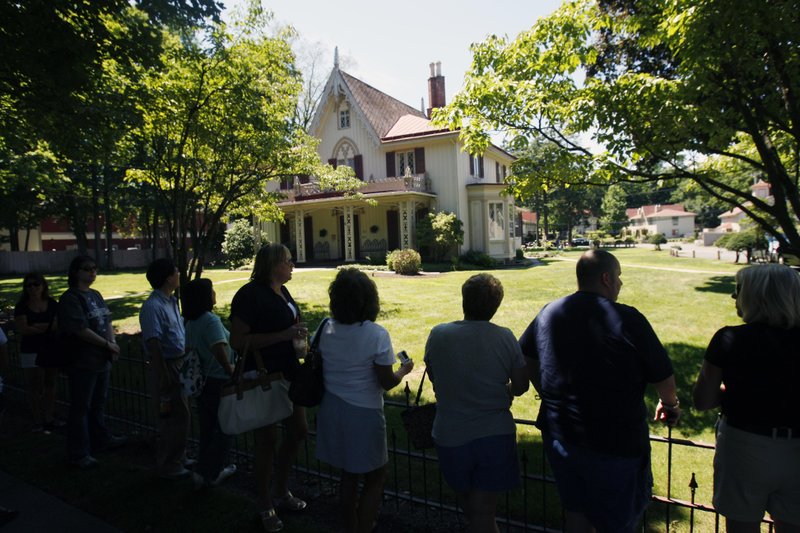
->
[0, 333, 775, 532]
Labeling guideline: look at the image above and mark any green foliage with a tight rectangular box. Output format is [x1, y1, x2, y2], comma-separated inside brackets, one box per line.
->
[432, 0, 800, 262]
[600, 185, 629, 235]
[386, 249, 421, 275]
[648, 233, 668, 250]
[221, 219, 257, 270]
[415, 211, 465, 262]
[459, 250, 497, 268]
[716, 224, 768, 263]
[516, 248, 525, 260]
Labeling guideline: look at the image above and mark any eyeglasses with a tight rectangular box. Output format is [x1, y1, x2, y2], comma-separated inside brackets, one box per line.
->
[80, 265, 98, 272]
[24, 282, 42, 288]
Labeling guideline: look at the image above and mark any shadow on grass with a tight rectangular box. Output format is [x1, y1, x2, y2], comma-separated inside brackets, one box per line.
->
[695, 275, 735, 295]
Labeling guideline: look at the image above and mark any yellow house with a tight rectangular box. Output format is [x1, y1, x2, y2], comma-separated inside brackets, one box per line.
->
[258, 59, 517, 264]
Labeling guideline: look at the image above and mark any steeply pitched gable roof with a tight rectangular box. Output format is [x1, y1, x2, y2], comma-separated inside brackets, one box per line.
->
[338, 71, 427, 138]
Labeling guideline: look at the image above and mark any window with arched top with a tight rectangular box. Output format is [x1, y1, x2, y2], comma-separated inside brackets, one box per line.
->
[330, 139, 363, 180]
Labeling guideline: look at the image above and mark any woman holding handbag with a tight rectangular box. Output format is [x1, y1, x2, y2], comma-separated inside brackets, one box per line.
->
[315, 268, 414, 533]
[424, 274, 529, 533]
[181, 278, 237, 489]
[14, 273, 60, 433]
[229, 243, 309, 532]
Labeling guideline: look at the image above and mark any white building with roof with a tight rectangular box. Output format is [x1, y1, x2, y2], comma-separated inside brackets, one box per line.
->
[626, 204, 696, 238]
[256, 59, 517, 263]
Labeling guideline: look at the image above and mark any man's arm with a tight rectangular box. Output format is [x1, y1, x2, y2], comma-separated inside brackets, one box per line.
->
[653, 375, 681, 426]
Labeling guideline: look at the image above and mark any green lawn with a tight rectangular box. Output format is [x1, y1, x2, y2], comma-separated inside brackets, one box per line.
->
[0, 248, 747, 531]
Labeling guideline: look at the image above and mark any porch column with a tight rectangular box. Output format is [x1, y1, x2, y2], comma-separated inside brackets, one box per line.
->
[400, 200, 416, 250]
[343, 205, 355, 261]
[506, 198, 515, 257]
[294, 210, 306, 263]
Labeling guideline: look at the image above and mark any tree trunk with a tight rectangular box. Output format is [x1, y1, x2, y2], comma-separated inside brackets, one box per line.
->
[92, 169, 103, 266]
[103, 165, 114, 269]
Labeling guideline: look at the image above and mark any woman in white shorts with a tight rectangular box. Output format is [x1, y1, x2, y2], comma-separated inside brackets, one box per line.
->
[14, 273, 60, 433]
[315, 268, 413, 533]
[694, 264, 800, 533]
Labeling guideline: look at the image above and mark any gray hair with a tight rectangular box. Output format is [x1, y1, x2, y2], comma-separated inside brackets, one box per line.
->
[736, 264, 800, 328]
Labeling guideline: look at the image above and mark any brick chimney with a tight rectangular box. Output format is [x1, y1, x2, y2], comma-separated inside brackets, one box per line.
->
[427, 61, 445, 118]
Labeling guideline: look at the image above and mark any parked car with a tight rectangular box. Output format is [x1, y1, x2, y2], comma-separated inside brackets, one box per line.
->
[571, 237, 590, 246]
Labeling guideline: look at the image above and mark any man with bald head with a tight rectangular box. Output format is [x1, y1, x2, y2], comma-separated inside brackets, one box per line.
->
[519, 250, 680, 533]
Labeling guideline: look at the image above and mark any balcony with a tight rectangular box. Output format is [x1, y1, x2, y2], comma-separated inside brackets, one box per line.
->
[280, 173, 432, 203]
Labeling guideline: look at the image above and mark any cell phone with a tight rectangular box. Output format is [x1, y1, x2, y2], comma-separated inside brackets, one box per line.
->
[397, 350, 411, 364]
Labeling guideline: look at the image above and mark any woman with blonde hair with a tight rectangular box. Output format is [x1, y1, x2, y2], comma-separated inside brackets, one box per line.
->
[230, 243, 308, 532]
[694, 264, 800, 533]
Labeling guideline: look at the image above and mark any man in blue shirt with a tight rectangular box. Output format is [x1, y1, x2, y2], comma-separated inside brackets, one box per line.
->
[520, 250, 680, 533]
[139, 258, 189, 479]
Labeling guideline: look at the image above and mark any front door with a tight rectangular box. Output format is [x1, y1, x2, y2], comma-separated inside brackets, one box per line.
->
[304, 216, 314, 261]
[387, 210, 399, 251]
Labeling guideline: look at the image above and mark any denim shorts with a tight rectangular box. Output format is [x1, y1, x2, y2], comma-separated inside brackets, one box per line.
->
[436, 433, 520, 493]
[543, 432, 652, 533]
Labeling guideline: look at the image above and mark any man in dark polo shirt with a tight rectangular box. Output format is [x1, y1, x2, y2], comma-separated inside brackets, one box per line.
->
[519, 250, 680, 533]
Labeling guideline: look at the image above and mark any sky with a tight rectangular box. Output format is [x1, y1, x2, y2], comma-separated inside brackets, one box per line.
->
[223, 0, 564, 112]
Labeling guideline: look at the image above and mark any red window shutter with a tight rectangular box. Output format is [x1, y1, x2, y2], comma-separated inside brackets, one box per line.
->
[354, 154, 364, 180]
[479, 156, 484, 178]
[386, 152, 395, 177]
[469, 154, 475, 176]
[414, 148, 425, 174]
[328, 158, 337, 169]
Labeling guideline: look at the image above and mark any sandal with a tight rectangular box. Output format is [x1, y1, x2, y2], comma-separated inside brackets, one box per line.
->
[258, 508, 283, 532]
[274, 490, 307, 512]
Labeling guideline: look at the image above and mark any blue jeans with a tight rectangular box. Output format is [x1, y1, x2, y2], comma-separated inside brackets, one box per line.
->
[196, 377, 233, 481]
[67, 367, 111, 460]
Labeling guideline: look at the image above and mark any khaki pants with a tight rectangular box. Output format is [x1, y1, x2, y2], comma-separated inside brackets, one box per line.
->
[148, 358, 189, 475]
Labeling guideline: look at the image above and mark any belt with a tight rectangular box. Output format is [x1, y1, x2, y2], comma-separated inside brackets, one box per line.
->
[723, 417, 800, 439]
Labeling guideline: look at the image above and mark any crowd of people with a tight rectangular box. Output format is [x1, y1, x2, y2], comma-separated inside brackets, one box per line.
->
[0, 247, 798, 533]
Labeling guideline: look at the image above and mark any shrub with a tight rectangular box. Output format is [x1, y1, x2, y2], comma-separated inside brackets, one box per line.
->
[387, 249, 421, 275]
[459, 249, 497, 268]
[222, 219, 257, 269]
[515, 248, 525, 260]
[647, 232, 668, 251]
[415, 211, 464, 262]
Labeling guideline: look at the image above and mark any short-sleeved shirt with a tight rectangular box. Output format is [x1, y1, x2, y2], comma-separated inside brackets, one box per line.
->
[229, 281, 300, 378]
[58, 287, 112, 372]
[424, 320, 527, 447]
[705, 323, 800, 428]
[14, 298, 58, 353]
[139, 290, 185, 360]
[319, 319, 395, 409]
[519, 291, 673, 458]
[186, 311, 234, 381]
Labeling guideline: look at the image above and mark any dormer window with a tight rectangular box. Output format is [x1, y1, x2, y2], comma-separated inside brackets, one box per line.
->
[339, 108, 350, 129]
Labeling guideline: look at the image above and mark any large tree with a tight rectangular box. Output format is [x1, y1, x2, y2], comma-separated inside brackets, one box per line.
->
[127, 8, 360, 283]
[433, 0, 800, 264]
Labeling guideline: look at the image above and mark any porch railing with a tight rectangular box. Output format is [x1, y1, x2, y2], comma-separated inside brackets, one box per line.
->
[281, 174, 432, 202]
[0, 333, 775, 532]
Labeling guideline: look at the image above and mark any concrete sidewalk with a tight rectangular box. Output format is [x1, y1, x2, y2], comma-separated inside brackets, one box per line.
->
[0, 469, 120, 532]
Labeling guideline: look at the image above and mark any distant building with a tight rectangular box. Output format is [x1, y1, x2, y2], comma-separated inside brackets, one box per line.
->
[626, 204, 696, 238]
[702, 180, 773, 245]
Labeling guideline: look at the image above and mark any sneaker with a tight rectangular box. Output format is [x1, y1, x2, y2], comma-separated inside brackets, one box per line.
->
[70, 455, 99, 470]
[210, 464, 237, 487]
[273, 490, 307, 512]
[159, 466, 191, 480]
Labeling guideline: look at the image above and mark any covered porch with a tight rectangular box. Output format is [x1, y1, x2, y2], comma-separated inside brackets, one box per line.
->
[258, 191, 436, 264]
